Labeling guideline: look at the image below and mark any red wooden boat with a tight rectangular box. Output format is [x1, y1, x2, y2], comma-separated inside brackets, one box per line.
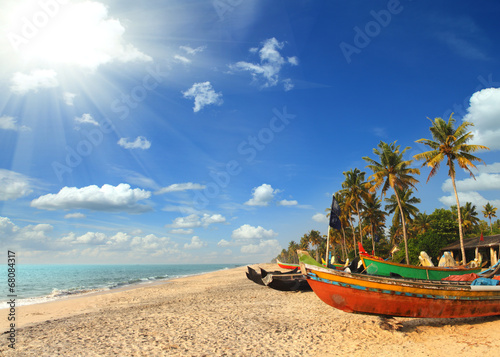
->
[276, 259, 300, 270]
[298, 250, 500, 318]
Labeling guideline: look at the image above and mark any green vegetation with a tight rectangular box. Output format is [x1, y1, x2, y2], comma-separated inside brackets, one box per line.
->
[414, 114, 489, 263]
[275, 114, 493, 266]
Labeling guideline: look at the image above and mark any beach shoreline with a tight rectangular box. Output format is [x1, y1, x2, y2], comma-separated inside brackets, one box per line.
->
[2, 263, 500, 356]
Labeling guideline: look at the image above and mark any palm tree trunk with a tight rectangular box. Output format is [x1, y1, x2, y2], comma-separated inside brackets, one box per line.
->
[371, 224, 376, 256]
[451, 176, 466, 264]
[341, 227, 347, 261]
[394, 190, 409, 264]
[490, 217, 493, 234]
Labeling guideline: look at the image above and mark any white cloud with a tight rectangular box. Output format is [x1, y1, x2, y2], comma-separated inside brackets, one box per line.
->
[0, 217, 19, 235]
[288, 56, 299, 66]
[283, 78, 294, 91]
[312, 213, 328, 224]
[180, 45, 206, 55]
[217, 239, 231, 247]
[118, 136, 151, 150]
[10, 69, 58, 94]
[73, 232, 107, 245]
[201, 213, 226, 226]
[0, 169, 33, 201]
[477, 162, 500, 174]
[182, 82, 223, 112]
[174, 55, 191, 64]
[241, 239, 281, 255]
[439, 191, 500, 210]
[30, 183, 152, 213]
[184, 236, 207, 249]
[106, 232, 130, 247]
[463, 87, 500, 150]
[130, 234, 171, 251]
[439, 164, 500, 210]
[230, 37, 298, 89]
[278, 199, 297, 206]
[63, 92, 77, 106]
[168, 213, 226, 228]
[170, 228, 193, 235]
[169, 214, 201, 229]
[0, 216, 53, 242]
[231, 224, 277, 240]
[12, 1, 152, 70]
[155, 182, 206, 194]
[0, 116, 30, 131]
[442, 173, 500, 192]
[244, 184, 278, 206]
[75, 113, 99, 126]
[64, 212, 86, 219]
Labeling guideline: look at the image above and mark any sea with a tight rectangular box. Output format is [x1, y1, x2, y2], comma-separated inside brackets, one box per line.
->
[1, 264, 241, 307]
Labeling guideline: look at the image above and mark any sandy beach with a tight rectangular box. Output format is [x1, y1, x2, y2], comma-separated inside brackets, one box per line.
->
[1, 264, 500, 356]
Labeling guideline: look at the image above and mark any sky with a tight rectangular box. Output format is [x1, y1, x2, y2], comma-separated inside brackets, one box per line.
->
[1, 0, 499, 265]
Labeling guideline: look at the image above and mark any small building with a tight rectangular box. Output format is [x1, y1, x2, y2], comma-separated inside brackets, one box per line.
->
[440, 234, 500, 267]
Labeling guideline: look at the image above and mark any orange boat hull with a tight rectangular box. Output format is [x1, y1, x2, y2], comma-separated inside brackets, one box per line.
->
[303, 264, 500, 318]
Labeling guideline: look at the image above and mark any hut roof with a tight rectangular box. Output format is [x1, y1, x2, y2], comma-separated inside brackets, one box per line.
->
[440, 233, 500, 252]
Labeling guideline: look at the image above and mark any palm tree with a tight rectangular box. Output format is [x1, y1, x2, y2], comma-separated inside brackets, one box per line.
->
[299, 233, 310, 250]
[341, 168, 369, 256]
[362, 192, 386, 256]
[412, 212, 431, 236]
[459, 202, 480, 234]
[308, 230, 324, 261]
[414, 114, 489, 263]
[482, 203, 497, 234]
[287, 240, 299, 264]
[363, 141, 420, 264]
[384, 187, 420, 239]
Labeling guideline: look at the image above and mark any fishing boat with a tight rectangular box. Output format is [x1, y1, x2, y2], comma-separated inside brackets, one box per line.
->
[260, 268, 311, 292]
[245, 266, 299, 286]
[276, 259, 300, 270]
[360, 255, 484, 280]
[246, 266, 266, 286]
[298, 250, 500, 318]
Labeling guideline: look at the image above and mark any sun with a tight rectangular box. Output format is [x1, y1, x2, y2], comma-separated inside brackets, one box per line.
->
[2, 0, 151, 70]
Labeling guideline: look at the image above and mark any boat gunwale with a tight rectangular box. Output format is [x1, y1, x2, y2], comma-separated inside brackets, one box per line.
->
[302, 262, 476, 291]
[360, 256, 484, 273]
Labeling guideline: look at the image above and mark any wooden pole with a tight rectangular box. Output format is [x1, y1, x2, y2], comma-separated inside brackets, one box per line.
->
[325, 226, 330, 267]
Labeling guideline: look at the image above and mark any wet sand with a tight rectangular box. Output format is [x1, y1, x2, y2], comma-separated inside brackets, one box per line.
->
[1, 263, 499, 356]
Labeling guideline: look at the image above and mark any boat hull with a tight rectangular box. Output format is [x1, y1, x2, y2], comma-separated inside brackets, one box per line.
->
[303, 263, 500, 318]
[276, 260, 300, 270]
[361, 256, 482, 280]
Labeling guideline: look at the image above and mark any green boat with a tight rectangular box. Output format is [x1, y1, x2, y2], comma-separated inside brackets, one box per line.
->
[361, 256, 484, 280]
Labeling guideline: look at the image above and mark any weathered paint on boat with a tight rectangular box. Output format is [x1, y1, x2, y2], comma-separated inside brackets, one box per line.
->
[361, 256, 483, 280]
[298, 251, 500, 318]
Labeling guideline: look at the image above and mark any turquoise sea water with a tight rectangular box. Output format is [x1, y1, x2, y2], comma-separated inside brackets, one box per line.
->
[1, 264, 240, 307]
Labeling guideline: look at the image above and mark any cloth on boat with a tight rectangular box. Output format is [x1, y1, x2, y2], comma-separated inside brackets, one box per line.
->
[494, 276, 500, 282]
[471, 277, 500, 286]
[419, 252, 434, 267]
[438, 252, 456, 267]
[442, 273, 480, 282]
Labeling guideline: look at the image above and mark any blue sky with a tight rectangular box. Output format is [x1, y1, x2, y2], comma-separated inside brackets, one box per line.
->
[1, 0, 499, 264]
